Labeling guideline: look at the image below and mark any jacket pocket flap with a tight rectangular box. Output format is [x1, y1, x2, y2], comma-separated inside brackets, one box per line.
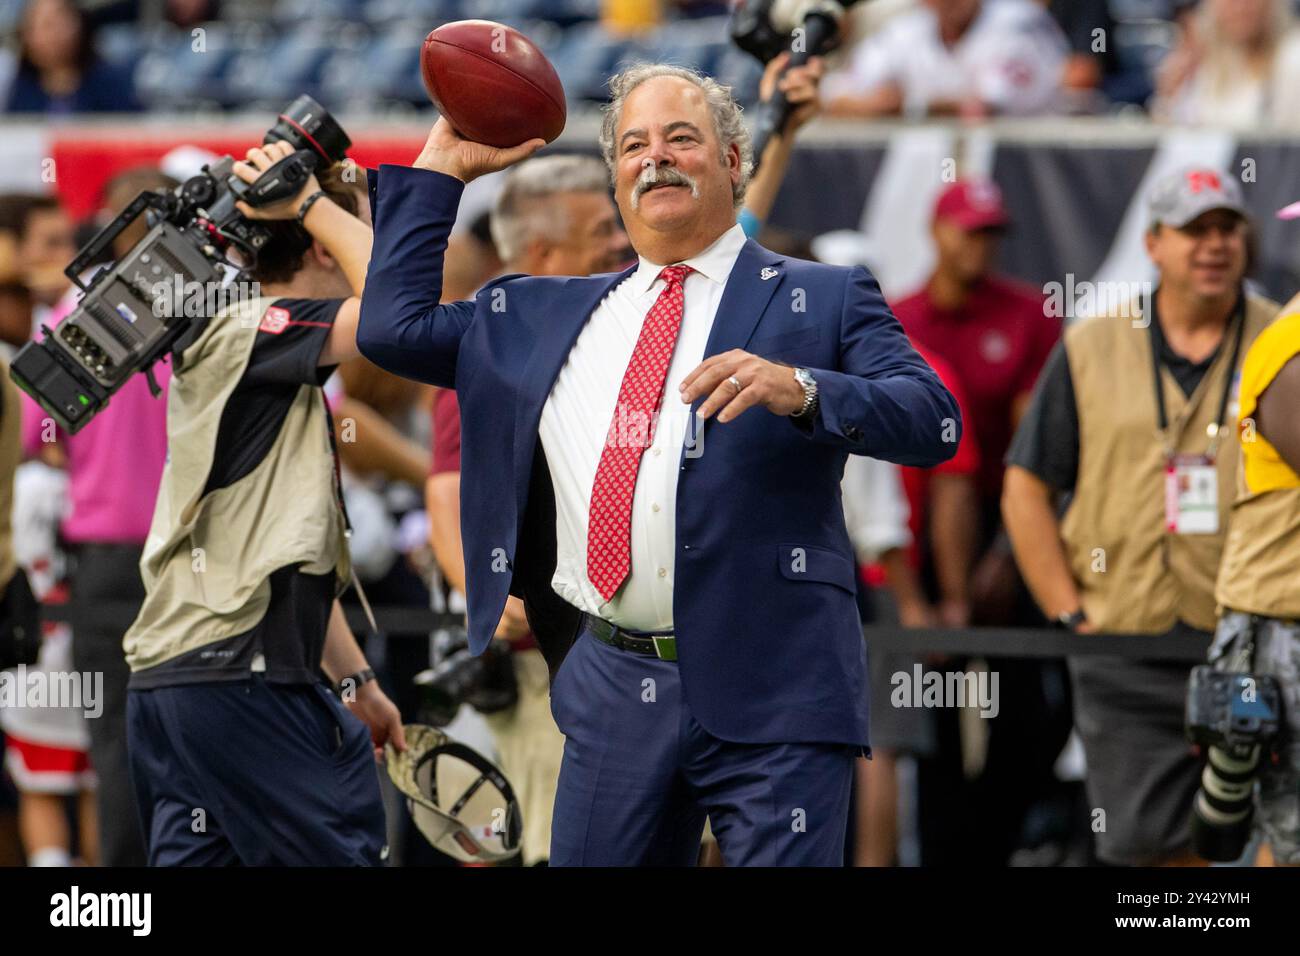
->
[776, 543, 858, 593]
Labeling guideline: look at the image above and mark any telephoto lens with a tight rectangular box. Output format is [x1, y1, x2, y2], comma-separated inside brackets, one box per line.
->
[265, 95, 352, 165]
[1191, 744, 1262, 861]
[1185, 666, 1283, 862]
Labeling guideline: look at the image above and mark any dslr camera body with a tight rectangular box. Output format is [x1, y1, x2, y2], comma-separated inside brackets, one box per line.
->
[415, 628, 519, 728]
[10, 96, 351, 434]
[1185, 664, 1284, 861]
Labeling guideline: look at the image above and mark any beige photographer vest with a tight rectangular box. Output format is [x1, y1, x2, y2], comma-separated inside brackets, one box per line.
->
[124, 296, 350, 673]
[1216, 299, 1300, 619]
[1059, 294, 1275, 634]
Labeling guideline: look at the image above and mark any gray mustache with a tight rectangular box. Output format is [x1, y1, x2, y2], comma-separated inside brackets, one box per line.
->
[632, 166, 698, 205]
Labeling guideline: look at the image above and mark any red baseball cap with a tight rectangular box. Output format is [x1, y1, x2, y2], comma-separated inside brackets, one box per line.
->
[934, 179, 1009, 231]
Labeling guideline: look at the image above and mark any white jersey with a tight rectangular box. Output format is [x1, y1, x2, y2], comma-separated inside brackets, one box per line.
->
[822, 0, 1068, 118]
[840, 455, 912, 565]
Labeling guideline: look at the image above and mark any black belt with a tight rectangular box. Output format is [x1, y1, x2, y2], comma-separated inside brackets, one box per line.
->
[580, 613, 677, 661]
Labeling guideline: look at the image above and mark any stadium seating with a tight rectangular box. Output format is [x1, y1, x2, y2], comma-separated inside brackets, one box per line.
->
[57, 0, 1204, 115]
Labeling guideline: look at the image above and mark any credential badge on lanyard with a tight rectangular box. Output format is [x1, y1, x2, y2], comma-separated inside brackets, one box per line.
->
[1164, 451, 1218, 534]
[1155, 306, 1245, 536]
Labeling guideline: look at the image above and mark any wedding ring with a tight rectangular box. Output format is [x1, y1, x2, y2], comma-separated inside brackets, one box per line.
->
[727, 375, 744, 393]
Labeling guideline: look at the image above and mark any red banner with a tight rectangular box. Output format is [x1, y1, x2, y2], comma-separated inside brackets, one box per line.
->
[49, 132, 427, 220]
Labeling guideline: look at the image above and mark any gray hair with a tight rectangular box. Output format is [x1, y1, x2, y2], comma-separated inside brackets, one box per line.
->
[489, 154, 611, 264]
[598, 63, 754, 209]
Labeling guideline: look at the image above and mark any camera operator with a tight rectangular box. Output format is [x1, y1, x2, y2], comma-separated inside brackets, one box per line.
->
[1206, 293, 1300, 866]
[123, 140, 405, 866]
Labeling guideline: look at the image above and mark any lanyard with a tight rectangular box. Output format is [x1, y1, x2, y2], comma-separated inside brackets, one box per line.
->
[322, 389, 379, 635]
[1149, 296, 1246, 461]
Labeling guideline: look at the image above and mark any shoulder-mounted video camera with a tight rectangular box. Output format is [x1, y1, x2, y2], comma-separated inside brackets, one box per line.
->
[9, 95, 351, 434]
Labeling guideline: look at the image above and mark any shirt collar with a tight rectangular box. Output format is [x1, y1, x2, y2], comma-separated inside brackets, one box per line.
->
[1147, 284, 1241, 372]
[629, 222, 748, 297]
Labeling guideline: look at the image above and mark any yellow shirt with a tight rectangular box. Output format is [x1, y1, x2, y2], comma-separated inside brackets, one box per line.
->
[602, 0, 661, 32]
[1238, 309, 1300, 493]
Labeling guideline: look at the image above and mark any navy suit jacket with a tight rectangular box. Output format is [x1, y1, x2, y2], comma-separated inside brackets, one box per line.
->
[358, 165, 960, 747]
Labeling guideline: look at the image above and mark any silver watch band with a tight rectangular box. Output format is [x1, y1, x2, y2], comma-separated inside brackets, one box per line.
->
[791, 368, 818, 419]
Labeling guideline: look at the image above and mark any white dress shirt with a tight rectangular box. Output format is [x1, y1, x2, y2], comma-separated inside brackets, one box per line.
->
[840, 455, 912, 565]
[538, 223, 748, 630]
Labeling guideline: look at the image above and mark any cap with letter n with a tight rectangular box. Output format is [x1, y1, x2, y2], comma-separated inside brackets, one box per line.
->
[1148, 167, 1247, 229]
[385, 724, 522, 863]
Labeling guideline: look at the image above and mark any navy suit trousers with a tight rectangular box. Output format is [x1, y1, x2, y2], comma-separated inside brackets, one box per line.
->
[549, 623, 855, 866]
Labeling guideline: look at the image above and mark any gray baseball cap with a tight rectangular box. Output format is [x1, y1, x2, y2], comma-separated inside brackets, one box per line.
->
[1148, 167, 1248, 229]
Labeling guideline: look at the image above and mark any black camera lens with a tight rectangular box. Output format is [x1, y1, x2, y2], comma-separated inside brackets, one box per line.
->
[265, 95, 351, 165]
[181, 173, 217, 209]
[1191, 743, 1261, 861]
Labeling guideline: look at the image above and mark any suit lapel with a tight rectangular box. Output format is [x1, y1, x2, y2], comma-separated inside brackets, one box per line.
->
[512, 265, 634, 516]
[677, 241, 787, 464]
[701, 239, 786, 360]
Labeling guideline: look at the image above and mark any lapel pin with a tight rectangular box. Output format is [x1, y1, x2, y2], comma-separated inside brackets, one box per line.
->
[760, 267, 778, 281]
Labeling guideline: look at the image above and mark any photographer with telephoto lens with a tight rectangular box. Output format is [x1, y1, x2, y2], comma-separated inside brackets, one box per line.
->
[1194, 287, 1300, 865]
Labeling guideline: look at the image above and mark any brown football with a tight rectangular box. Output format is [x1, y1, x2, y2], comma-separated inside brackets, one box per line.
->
[420, 19, 567, 148]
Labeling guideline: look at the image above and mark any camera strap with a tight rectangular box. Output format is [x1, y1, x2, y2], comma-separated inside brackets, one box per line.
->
[1224, 615, 1261, 673]
[311, 343, 379, 642]
[350, 567, 380, 640]
[1242, 615, 1261, 672]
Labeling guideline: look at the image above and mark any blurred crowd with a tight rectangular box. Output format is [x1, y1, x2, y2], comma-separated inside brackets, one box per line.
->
[4, 1, 1300, 125]
[0, 0, 1297, 869]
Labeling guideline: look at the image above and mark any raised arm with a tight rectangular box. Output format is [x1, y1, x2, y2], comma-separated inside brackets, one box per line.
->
[355, 165, 473, 386]
[355, 119, 544, 388]
[233, 142, 372, 367]
[744, 53, 824, 224]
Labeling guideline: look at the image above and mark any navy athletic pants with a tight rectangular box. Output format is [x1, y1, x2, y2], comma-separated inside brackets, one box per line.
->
[127, 676, 385, 866]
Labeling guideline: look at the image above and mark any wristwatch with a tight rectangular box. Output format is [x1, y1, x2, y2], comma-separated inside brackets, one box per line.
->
[296, 189, 327, 225]
[337, 666, 376, 697]
[1056, 609, 1087, 631]
[791, 367, 819, 419]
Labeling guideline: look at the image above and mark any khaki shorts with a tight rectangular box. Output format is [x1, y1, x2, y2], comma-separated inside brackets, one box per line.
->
[483, 648, 566, 866]
[1210, 612, 1300, 865]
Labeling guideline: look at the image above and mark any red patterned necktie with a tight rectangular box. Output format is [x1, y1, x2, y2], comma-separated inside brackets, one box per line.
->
[586, 264, 694, 602]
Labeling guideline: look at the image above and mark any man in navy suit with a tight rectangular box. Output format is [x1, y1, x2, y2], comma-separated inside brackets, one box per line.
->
[358, 64, 959, 866]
